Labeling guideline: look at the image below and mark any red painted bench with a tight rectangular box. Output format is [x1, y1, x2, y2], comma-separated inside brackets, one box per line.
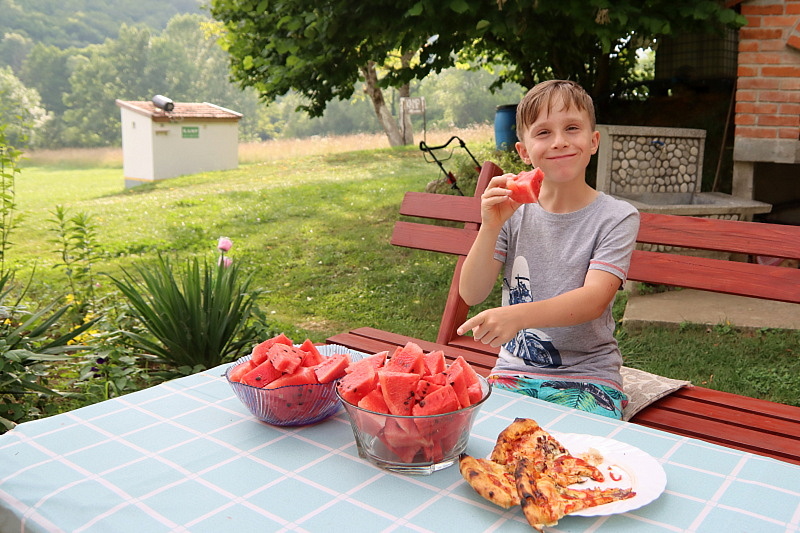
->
[328, 161, 800, 465]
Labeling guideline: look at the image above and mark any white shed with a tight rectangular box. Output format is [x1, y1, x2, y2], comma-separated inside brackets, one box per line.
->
[115, 97, 242, 188]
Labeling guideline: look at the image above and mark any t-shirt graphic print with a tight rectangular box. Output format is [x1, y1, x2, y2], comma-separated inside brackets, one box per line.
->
[501, 256, 562, 368]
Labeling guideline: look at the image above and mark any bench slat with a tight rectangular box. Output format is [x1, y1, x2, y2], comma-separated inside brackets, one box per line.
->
[638, 212, 800, 259]
[632, 405, 800, 465]
[391, 221, 477, 256]
[400, 192, 482, 224]
[628, 249, 800, 303]
[633, 392, 800, 438]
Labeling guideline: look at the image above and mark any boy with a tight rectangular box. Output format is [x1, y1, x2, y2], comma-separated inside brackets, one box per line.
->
[456, 80, 639, 419]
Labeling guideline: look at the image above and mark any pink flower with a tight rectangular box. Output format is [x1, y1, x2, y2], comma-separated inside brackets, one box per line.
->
[217, 237, 233, 252]
[218, 256, 233, 268]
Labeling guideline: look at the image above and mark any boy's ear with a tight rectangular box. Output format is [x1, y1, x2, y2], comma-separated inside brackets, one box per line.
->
[590, 130, 600, 155]
[515, 141, 531, 164]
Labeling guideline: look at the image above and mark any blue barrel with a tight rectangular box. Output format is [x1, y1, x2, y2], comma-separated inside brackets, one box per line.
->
[494, 104, 518, 151]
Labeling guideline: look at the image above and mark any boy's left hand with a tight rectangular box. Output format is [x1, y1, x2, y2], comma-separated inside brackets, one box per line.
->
[457, 307, 519, 348]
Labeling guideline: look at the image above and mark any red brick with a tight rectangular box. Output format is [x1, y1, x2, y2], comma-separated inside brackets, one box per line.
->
[736, 90, 757, 102]
[779, 78, 800, 93]
[737, 102, 779, 114]
[735, 126, 777, 139]
[759, 90, 795, 103]
[778, 128, 800, 139]
[735, 113, 757, 125]
[737, 66, 758, 78]
[742, 4, 784, 16]
[738, 52, 783, 65]
[738, 40, 759, 52]
[759, 115, 799, 127]
[787, 4, 800, 15]
[762, 65, 800, 77]
[763, 15, 798, 28]
[740, 28, 785, 40]
[758, 39, 793, 51]
[779, 103, 800, 114]
[788, 34, 800, 50]
[737, 77, 781, 90]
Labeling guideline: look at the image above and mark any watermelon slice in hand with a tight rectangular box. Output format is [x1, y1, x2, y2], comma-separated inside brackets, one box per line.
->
[507, 167, 544, 203]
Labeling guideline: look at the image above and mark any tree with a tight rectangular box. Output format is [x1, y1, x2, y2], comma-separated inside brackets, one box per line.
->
[0, 66, 49, 148]
[209, 0, 745, 144]
[210, 0, 442, 146]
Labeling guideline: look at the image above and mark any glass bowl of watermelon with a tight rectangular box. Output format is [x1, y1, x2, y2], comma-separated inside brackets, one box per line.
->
[226, 335, 365, 426]
[337, 342, 492, 475]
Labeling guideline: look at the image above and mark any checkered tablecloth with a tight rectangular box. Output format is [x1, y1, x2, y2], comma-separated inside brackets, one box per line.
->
[1, 364, 798, 533]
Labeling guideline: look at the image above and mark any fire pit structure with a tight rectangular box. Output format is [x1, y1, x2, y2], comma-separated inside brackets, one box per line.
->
[596, 124, 771, 221]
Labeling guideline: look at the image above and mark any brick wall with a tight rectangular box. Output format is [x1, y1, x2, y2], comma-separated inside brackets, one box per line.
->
[735, 0, 800, 142]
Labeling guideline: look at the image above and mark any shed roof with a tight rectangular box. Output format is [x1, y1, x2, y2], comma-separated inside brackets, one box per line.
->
[115, 100, 242, 123]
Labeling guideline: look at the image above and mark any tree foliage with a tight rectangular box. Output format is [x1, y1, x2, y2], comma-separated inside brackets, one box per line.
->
[211, 0, 746, 118]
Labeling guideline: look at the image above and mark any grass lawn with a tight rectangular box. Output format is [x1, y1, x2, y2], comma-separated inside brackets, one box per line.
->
[11, 134, 800, 408]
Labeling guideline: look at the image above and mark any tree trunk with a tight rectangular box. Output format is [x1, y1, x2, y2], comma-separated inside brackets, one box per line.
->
[399, 51, 414, 145]
[361, 61, 404, 147]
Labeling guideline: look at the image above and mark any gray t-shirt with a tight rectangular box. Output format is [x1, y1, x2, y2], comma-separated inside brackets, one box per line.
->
[492, 192, 640, 389]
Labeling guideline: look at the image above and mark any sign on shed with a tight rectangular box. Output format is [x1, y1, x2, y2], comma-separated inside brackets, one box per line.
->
[115, 96, 242, 188]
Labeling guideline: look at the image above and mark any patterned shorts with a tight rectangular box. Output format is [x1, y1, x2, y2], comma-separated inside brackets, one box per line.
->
[488, 374, 627, 420]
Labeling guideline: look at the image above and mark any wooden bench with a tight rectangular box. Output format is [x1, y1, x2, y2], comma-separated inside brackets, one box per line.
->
[328, 160, 800, 465]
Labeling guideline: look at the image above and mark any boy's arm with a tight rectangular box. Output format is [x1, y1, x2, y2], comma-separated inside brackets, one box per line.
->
[459, 174, 520, 306]
[459, 224, 504, 306]
[458, 270, 622, 347]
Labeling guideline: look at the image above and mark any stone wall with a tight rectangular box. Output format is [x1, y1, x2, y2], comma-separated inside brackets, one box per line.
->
[596, 125, 706, 196]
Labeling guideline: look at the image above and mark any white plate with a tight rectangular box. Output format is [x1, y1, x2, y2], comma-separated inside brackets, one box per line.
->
[550, 432, 667, 516]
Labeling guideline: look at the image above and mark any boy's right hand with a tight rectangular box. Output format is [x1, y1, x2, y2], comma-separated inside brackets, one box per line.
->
[480, 174, 521, 228]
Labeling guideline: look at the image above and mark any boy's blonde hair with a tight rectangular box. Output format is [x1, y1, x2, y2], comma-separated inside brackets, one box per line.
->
[515, 80, 596, 140]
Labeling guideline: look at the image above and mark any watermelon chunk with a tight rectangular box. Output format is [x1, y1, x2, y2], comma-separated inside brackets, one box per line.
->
[450, 356, 482, 390]
[251, 333, 293, 366]
[507, 167, 544, 204]
[265, 366, 318, 389]
[337, 363, 378, 405]
[384, 342, 426, 375]
[423, 350, 447, 376]
[424, 372, 448, 387]
[268, 344, 306, 374]
[467, 382, 484, 405]
[379, 371, 421, 416]
[444, 361, 471, 408]
[357, 389, 390, 413]
[345, 352, 387, 373]
[412, 384, 460, 416]
[313, 352, 350, 383]
[298, 339, 324, 367]
[242, 359, 283, 388]
[228, 360, 255, 383]
[414, 379, 444, 403]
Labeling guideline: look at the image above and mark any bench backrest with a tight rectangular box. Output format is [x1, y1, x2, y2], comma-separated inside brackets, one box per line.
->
[392, 161, 800, 347]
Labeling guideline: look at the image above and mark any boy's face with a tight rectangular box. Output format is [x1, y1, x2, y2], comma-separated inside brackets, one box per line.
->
[514, 97, 599, 185]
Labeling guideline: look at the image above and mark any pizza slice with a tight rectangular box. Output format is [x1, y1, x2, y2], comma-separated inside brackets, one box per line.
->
[458, 454, 519, 509]
[514, 457, 635, 531]
[489, 418, 567, 469]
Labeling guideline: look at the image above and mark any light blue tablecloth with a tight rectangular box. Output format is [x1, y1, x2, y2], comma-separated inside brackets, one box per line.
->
[1, 364, 799, 533]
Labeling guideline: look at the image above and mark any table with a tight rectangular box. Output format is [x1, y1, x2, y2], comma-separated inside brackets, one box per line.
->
[1, 364, 799, 533]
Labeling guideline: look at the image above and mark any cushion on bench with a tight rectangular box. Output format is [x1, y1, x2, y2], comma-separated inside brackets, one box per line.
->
[620, 366, 691, 421]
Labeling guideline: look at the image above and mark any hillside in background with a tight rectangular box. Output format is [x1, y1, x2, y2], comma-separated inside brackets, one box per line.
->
[0, 0, 203, 49]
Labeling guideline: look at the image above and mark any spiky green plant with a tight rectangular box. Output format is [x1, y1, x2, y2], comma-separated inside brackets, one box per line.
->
[108, 253, 263, 372]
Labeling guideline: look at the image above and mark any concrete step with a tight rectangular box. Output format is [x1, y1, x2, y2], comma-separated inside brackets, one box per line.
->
[622, 289, 800, 331]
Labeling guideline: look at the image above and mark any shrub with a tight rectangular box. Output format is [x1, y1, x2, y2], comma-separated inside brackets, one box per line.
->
[108, 240, 264, 373]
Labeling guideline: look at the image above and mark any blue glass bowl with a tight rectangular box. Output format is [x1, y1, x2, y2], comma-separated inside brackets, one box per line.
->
[226, 345, 365, 426]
